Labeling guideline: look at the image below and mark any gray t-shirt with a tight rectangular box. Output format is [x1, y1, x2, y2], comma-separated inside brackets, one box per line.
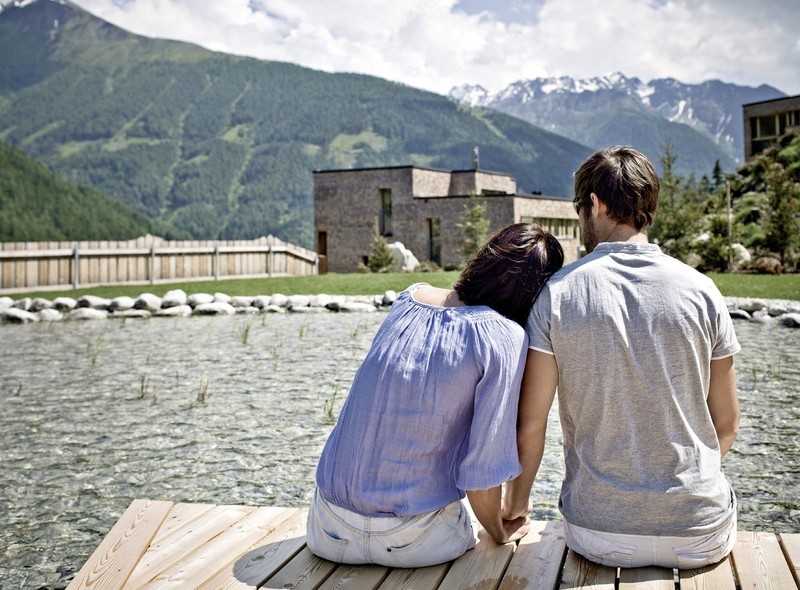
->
[527, 242, 740, 536]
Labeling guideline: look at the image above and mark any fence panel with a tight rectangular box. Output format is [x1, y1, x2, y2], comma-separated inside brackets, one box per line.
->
[0, 235, 317, 293]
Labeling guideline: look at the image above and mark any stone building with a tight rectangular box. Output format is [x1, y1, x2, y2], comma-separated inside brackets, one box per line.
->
[743, 94, 800, 161]
[314, 165, 581, 274]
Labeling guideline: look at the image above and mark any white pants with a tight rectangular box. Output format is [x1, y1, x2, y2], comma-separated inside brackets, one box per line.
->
[564, 513, 737, 569]
[306, 489, 477, 567]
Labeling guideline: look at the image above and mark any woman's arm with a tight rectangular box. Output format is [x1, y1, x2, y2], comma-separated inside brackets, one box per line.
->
[502, 349, 559, 520]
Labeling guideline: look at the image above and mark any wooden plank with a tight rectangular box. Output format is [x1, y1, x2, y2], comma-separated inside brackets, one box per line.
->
[499, 520, 567, 590]
[779, 533, 800, 588]
[262, 547, 339, 589]
[196, 508, 309, 590]
[437, 532, 516, 590]
[618, 566, 674, 589]
[149, 503, 217, 545]
[123, 504, 257, 588]
[731, 531, 797, 590]
[67, 499, 173, 590]
[377, 563, 450, 590]
[558, 550, 617, 590]
[136, 507, 293, 589]
[317, 564, 390, 589]
[678, 558, 737, 589]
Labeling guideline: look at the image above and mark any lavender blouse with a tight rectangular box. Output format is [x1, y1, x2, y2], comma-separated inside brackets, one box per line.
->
[315, 283, 527, 517]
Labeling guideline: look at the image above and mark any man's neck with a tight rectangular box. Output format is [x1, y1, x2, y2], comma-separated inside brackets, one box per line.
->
[603, 223, 648, 244]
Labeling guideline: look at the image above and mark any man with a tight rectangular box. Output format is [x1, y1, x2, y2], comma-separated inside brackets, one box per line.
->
[504, 146, 741, 569]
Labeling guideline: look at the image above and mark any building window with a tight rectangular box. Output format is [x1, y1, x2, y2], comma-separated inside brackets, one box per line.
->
[379, 188, 392, 236]
[428, 217, 441, 266]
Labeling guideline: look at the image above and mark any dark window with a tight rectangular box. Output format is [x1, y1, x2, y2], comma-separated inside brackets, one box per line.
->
[379, 189, 392, 236]
[428, 217, 441, 265]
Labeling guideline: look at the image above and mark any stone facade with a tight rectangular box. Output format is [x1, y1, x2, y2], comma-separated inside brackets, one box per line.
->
[314, 165, 581, 273]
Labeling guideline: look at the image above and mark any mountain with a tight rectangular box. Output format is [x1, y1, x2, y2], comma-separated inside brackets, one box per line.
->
[0, 0, 592, 248]
[450, 73, 786, 175]
[0, 140, 156, 241]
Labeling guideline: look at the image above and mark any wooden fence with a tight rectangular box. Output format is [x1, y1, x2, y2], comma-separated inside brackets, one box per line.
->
[0, 234, 318, 293]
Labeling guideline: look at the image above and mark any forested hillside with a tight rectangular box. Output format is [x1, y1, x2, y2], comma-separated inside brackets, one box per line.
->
[0, 141, 156, 241]
[0, 0, 591, 248]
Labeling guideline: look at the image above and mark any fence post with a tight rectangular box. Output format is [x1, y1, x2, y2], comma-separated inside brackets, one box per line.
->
[268, 245, 274, 278]
[72, 246, 80, 289]
[150, 245, 156, 285]
[313, 253, 319, 275]
[214, 244, 220, 281]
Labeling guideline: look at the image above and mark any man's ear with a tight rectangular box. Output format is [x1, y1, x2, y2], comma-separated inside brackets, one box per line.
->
[589, 192, 605, 217]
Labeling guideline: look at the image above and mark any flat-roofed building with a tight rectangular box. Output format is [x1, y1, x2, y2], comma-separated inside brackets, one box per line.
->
[743, 95, 800, 161]
[314, 165, 581, 274]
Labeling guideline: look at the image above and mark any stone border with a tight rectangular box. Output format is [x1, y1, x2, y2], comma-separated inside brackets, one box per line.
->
[1, 289, 799, 328]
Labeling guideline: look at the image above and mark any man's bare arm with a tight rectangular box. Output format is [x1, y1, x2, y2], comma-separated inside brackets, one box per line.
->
[707, 355, 740, 457]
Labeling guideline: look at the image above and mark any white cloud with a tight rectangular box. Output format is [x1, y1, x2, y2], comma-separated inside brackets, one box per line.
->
[70, 0, 800, 95]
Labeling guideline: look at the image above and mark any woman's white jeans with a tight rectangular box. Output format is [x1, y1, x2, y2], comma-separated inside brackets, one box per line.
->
[563, 513, 737, 569]
[306, 489, 477, 567]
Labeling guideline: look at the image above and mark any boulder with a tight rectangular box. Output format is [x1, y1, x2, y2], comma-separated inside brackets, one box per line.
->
[69, 308, 109, 321]
[134, 293, 162, 311]
[780, 313, 800, 328]
[193, 302, 236, 315]
[12, 297, 32, 311]
[310, 294, 333, 308]
[161, 289, 188, 308]
[252, 295, 270, 309]
[37, 308, 64, 322]
[736, 299, 767, 313]
[1, 307, 39, 323]
[0, 296, 13, 311]
[187, 293, 215, 307]
[77, 295, 112, 310]
[270, 294, 289, 308]
[263, 304, 287, 313]
[52, 297, 78, 312]
[155, 304, 193, 317]
[113, 308, 152, 319]
[30, 298, 52, 312]
[728, 309, 751, 320]
[213, 292, 232, 304]
[290, 305, 328, 313]
[336, 301, 377, 313]
[382, 290, 398, 306]
[388, 242, 420, 272]
[229, 296, 254, 308]
[109, 296, 136, 312]
[288, 295, 311, 309]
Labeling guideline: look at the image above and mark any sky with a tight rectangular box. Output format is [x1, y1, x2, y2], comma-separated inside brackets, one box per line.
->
[67, 0, 800, 97]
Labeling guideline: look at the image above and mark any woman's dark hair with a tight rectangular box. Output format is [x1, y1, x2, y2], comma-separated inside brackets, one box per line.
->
[454, 223, 564, 325]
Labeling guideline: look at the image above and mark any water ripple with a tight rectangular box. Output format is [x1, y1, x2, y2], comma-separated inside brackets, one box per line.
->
[0, 313, 797, 588]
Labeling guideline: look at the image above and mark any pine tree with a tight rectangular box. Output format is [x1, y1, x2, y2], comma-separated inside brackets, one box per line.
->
[367, 220, 396, 273]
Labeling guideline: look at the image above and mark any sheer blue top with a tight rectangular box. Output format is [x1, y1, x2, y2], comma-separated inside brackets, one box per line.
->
[315, 283, 527, 517]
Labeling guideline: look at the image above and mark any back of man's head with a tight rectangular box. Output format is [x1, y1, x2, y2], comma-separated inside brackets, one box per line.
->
[573, 146, 660, 230]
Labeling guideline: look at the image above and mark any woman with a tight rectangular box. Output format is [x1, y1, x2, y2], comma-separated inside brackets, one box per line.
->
[308, 223, 564, 567]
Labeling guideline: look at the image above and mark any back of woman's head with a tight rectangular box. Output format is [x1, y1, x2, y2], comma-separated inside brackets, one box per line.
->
[454, 223, 564, 325]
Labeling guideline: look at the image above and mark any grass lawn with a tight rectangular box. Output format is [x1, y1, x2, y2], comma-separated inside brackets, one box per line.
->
[3, 271, 799, 302]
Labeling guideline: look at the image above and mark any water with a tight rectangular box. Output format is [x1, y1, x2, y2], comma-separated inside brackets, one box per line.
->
[0, 312, 798, 589]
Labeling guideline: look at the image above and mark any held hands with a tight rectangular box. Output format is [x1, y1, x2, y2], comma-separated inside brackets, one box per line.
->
[499, 515, 530, 544]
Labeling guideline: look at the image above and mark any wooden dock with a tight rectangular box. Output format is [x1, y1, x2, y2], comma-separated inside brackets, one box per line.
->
[67, 499, 800, 589]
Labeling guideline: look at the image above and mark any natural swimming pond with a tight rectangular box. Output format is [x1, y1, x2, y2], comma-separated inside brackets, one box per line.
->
[0, 311, 798, 589]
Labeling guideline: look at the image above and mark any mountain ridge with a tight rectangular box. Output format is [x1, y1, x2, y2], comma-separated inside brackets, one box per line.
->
[0, 0, 592, 247]
[450, 73, 785, 167]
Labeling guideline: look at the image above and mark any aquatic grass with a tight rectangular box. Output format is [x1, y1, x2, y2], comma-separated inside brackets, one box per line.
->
[323, 382, 340, 419]
[237, 317, 256, 345]
[197, 377, 210, 403]
[86, 331, 107, 366]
